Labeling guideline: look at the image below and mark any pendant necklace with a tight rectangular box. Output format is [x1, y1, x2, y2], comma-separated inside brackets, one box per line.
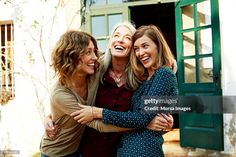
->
[110, 69, 123, 85]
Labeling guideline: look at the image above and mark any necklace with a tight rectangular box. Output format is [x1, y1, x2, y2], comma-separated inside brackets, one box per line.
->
[110, 69, 123, 84]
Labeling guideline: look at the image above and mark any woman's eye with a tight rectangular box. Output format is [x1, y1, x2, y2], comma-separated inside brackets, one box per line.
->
[134, 48, 139, 53]
[125, 36, 132, 41]
[86, 51, 92, 55]
[143, 44, 149, 49]
[113, 34, 119, 38]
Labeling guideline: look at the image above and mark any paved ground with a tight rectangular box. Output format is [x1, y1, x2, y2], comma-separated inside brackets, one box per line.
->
[163, 129, 236, 157]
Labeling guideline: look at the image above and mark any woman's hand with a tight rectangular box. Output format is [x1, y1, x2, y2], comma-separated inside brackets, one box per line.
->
[44, 115, 60, 139]
[147, 113, 173, 131]
[160, 113, 174, 130]
[70, 103, 95, 124]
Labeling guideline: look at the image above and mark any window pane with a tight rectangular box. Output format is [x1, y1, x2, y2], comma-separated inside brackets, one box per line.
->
[197, 0, 211, 26]
[108, 0, 124, 4]
[108, 0, 123, 4]
[89, 0, 106, 6]
[181, 5, 194, 29]
[184, 59, 196, 83]
[183, 31, 195, 56]
[1, 25, 5, 46]
[108, 14, 122, 35]
[199, 57, 213, 83]
[198, 28, 212, 54]
[92, 16, 106, 37]
[97, 39, 107, 53]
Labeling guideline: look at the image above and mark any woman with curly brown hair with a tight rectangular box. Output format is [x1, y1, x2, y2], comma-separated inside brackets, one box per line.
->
[40, 30, 100, 157]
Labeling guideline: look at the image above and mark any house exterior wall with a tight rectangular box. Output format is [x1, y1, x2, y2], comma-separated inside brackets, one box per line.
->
[0, 0, 81, 156]
[219, 0, 236, 154]
[0, 0, 236, 156]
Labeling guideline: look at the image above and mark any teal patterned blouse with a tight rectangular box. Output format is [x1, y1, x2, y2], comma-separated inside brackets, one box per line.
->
[102, 67, 178, 157]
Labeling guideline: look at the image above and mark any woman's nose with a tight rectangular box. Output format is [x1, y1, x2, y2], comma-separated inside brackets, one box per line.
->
[117, 36, 124, 42]
[92, 52, 98, 60]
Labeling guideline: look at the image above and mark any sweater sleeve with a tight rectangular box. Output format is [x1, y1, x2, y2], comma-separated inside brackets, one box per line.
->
[102, 67, 178, 128]
[86, 120, 133, 132]
[51, 86, 81, 115]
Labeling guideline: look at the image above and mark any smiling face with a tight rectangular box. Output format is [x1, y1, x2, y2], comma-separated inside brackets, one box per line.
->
[78, 40, 98, 75]
[134, 35, 158, 76]
[110, 26, 133, 58]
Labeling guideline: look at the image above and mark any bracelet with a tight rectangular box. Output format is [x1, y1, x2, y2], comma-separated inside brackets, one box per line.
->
[90, 106, 95, 119]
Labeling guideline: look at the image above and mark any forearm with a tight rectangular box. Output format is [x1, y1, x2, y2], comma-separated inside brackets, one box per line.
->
[102, 109, 155, 128]
[87, 120, 133, 132]
[92, 107, 153, 128]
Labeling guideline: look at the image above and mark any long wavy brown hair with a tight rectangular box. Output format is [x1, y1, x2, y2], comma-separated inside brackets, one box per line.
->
[51, 30, 99, 86]
[130, 25, 174, 81]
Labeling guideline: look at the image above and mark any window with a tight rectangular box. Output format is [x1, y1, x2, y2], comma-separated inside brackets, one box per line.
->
[91, 14, 122, 52]
[0, 21, 14, 104]
[87, 0, 123, 6]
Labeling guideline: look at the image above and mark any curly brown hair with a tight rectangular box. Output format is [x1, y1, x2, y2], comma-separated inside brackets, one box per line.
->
[51, 30, 99, 86]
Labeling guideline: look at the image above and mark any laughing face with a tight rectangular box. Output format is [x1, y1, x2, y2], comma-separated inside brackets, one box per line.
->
[78, 40, 98, 75]
[134, 35, 158, 76]
[110, 26, 133, 58]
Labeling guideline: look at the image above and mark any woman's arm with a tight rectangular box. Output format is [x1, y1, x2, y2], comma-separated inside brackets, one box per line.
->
[72, 68, 178, 128]
[72, 106, 173, 131]
[86, 120, 133, 132]
[100, 68, 178, 128]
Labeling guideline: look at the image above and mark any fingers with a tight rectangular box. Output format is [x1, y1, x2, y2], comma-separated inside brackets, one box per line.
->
[46, 121, 55, 130]
[153, 116, 168, 130]
[48, 125, 60, 139]
[160, 114, 173, 123]
[70, 110, 81, 117]
[158, 113, 174, 130]
[156, 114, 173, 130]
[46, 123, 60, 139]
[157, 114, 168, 123]
[77, 117, 87, 124]
[147, 114, 173, 131]
[73, 112, 85, 121]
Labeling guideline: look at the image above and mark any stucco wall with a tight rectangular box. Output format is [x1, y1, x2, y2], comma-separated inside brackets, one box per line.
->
[0, 0, 81, 156]
[219, 0, 236, 154]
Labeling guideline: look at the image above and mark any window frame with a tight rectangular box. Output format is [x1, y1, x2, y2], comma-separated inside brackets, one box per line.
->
[0, 20, 15, 104]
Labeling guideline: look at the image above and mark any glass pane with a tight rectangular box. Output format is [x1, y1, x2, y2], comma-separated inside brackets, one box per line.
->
[198, 28, 212, 54]
[91, 16, 106, 37]
[183, 31, 195, 56]
[197, 0, 211, 26]
[97, 39, 107, 53]
[181, 5, 194, 29]
[184, 59, 196, 83]
[108, 0, 123, 4]
[199, 57, 213, 83]
[88, 0, 106, 6]
[1, 25, 5, 46]
[108, 14, 122, 35]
